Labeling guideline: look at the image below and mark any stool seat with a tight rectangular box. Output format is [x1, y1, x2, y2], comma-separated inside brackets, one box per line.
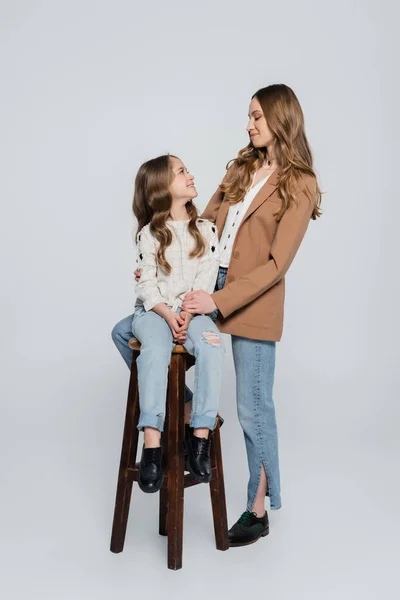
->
[128, 338, 188, 354]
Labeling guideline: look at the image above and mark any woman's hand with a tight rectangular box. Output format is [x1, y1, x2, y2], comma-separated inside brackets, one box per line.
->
[134, 268, 141, 282]
[182, 290, 217, 315]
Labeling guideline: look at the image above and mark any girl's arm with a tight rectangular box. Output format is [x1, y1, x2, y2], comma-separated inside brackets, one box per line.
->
[136, 226, 168, 311]
[135, 227, 187, 338]
[211, 177, 316, 318]
[191, 221, 220, 293]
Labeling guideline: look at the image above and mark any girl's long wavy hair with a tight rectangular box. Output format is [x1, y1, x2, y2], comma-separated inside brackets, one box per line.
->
[221, 84, 322, 221]
[132, 154, 206, 274]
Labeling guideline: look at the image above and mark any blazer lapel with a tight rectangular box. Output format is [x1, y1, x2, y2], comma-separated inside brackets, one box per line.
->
[215, 167, 280, 240]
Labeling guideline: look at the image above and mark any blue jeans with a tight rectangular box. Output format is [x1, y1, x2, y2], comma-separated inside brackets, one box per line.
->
[231, 335, 280, 510]
[111, 267, 281, 510]
[121, 305, 223, 432]
[112, 314, 194, 404]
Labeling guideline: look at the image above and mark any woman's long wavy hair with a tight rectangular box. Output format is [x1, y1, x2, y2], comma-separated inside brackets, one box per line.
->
[221, 84, 322, 221]
[132, 154, 206, 274]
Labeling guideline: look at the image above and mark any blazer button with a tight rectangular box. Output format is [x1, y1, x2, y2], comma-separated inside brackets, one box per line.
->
[233, 250, 240, 259]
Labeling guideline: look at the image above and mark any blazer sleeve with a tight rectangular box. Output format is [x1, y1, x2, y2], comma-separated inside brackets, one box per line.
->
[211, 178, 316, 318]
[135, 226, 168, 311]
[200, 170, 230, 222]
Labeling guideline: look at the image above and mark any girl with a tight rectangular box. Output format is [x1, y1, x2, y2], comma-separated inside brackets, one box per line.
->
[130, 154, 224, 494]
[112, 84, 321, 545]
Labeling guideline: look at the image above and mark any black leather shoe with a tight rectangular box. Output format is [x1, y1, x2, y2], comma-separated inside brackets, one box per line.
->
[138, 445, 163, 493]
[185, 427, 212, 483]
[228, 510, 269, 547]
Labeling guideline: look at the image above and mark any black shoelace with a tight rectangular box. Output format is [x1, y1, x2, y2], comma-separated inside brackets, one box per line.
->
[143, 447, 161, 464]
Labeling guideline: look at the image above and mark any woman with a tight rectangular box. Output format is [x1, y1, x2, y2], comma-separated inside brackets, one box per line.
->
[112, 83, 322, 547]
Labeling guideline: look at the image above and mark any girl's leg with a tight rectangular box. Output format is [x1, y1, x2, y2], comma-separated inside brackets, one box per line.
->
[111, 314, 135, 368]
[111, 312, 194, 404]
[231, 335, 281, 513]
[182, 314, 224, 483]
[132, 309, 175, 444]
[184, 315, 224, 434]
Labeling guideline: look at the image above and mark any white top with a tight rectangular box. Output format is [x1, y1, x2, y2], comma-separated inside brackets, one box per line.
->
[135, 218, 220, 312]
[219, 173, 271, 267]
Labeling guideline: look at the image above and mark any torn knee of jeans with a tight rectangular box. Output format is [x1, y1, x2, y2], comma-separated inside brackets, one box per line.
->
[202, 331, 221, 346]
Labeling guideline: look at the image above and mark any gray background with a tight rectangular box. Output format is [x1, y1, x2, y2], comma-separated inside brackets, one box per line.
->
[1, 0, 399, 598]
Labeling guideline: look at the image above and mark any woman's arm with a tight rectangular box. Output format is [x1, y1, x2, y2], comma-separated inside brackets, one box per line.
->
[200, 170, 230, 222]
[200, 187, 224, 223]
[211, 178, 316, 318]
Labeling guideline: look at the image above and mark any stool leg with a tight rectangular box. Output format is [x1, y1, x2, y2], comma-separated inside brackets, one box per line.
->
[166, 354, 186, 570]
[159, 421, 169, 537]
[159, 484, 168, 536]
[110, 352, 140, 553]
[209, 423, 229, 551]
[159, 395, 171, 536]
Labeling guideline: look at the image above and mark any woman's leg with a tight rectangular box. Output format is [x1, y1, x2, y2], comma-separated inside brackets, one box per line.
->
[111, 312, 193, 404]
[231, 335, 281, 512]
[132, 309, 175, 442]
[184, 314, 224, 434]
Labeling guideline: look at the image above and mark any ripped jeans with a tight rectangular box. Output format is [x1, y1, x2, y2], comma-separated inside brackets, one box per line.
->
[131, 304, 224, 432]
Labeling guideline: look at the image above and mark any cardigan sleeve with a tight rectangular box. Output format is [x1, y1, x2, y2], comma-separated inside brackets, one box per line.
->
[135, 225, 168, 312]
[191, 221, 220, 294]
[211, 178, 316, 318]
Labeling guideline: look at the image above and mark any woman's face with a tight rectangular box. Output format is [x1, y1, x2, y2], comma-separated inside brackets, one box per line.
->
[169, 157, 198, 201]
[246, 96, 274, 149]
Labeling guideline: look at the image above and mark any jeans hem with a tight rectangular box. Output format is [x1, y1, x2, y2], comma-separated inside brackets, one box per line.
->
[246, 502, 282, 512]
[190, 415, 217, 430]
[137, 413, 165, 433]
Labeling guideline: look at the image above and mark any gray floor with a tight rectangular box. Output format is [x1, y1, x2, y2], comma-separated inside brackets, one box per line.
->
[1, 397, 398, 600]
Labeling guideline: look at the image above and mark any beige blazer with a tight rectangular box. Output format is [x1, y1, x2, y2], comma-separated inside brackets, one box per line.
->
[200, 169, 316, 341]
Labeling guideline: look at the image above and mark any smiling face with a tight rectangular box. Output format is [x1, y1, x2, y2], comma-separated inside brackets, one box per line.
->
[246, 96, 274, 149]
[169, 156, 198, 202]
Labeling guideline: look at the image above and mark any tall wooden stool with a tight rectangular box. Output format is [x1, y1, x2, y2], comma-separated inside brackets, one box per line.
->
[110, 338, 229, 570]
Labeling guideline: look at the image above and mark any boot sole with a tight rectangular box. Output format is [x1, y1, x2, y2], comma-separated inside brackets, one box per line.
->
[138, 472, 164, 494]
[229, 527, 269, 547]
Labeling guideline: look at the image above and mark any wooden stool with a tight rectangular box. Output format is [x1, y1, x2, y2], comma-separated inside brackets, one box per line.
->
[110, 338, 229, 570]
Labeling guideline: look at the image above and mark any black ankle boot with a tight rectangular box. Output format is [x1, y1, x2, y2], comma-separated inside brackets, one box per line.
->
[138, 445, 163, 493]
[185, 427, 212, 483]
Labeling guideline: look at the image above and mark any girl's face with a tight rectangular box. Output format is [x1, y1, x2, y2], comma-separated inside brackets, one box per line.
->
[246, 96, 274, 149]
[169, 157, 198, 201]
